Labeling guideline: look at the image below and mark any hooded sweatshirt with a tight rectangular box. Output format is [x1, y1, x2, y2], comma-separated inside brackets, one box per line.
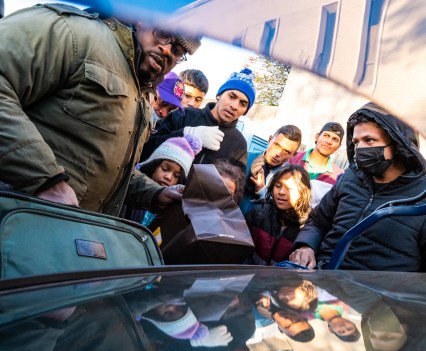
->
[293, 103, 426, 271]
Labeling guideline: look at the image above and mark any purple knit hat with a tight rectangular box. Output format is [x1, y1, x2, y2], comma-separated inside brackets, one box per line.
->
[157, 72, 185, 115]
[136, 135, 202, 177]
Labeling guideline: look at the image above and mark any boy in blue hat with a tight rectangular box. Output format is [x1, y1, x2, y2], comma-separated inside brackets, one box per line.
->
[141, 68, 257, 172]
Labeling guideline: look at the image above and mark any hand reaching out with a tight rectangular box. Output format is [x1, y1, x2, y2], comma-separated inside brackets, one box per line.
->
[289, 246, 317, 269]
[156, 184, 184, 209]
[37, 181, 79, 206]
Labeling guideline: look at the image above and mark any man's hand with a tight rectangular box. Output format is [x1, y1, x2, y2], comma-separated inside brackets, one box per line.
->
[250, 169, 265, 193]
[37, 181, 79, 206]
[184, 126, 224, 151]
[250, 154, 265, 177]
[156, 184, 184, 209]
[289, 246, 317, 269]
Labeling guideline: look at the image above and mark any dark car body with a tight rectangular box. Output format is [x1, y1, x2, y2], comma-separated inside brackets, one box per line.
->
[1, 266, 426, 350]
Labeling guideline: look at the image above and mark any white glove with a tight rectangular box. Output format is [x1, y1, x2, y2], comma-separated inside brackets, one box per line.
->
[190, 325, 233, 347]
[184, 126, 224, 151]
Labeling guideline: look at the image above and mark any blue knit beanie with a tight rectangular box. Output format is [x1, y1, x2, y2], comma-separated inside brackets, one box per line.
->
[216, 68, 256, 115]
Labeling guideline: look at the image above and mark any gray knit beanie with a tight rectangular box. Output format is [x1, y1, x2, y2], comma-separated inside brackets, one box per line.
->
[175, 33, 202, 55]
[136, 135, 202, 177]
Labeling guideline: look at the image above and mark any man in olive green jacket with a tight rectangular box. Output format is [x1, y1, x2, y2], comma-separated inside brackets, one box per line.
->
[0, 4, 201, 215]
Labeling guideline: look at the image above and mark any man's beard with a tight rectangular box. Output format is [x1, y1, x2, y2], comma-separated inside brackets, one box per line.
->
[135, 44, 150, 82]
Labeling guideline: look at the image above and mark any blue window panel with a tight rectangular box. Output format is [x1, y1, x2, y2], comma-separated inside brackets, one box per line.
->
[317, 8, 336, 76]
[259, 19, 278, 56]
[359, 0, 384, 84]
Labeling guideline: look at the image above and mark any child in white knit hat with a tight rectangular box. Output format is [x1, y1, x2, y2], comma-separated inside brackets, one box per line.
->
[124, 135, 201, 230]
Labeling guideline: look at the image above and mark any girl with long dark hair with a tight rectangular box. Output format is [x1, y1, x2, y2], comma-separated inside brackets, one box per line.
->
[245, 164, 312, 265]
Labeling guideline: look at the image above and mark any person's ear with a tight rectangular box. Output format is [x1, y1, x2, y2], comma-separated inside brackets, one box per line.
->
[216, 95, 220, 102]
[268, 135, 273, 143]
[133, 22, 146, 34]
[315, 133, 319, 144]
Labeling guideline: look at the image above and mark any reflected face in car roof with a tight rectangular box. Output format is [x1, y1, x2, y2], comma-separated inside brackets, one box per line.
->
[274, 310, 311, 336]
[144, 303, 188, 322]
[276, 285, 316, 312]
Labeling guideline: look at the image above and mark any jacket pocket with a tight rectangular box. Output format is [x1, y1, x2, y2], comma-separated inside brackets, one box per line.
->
[63, 61, 130, 133]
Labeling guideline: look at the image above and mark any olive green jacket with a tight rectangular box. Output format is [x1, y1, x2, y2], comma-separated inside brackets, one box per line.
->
[0, 4, 163, 215]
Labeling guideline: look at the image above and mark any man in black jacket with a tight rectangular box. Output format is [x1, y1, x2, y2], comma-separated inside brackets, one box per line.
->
[140, 68, 257, 172]
[289, 102, 426, 271]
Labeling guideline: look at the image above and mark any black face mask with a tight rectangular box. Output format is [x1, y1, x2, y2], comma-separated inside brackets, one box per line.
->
[354, 144, 393, 176]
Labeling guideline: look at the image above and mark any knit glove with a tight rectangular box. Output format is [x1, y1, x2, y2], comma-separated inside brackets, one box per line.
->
[250, 154, 265, 177]
[184, 126, 224, 151]
[190, 326, 233, 347]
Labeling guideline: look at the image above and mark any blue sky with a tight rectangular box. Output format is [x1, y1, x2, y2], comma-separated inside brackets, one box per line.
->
[5, 1, 254, 100]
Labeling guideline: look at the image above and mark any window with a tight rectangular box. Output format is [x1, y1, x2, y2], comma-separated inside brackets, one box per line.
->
[315, 2, 337, 76]
[359, 0, 384, 85]
[259, 19, 279, 56]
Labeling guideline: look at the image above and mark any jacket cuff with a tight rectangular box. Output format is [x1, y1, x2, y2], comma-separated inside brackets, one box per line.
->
[149, 188, 165, 213]
[35, 173, 70, 194]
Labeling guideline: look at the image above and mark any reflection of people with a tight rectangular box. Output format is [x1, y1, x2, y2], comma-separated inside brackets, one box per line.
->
[0, 4, 201, 215]
[290, 103, 426, 271]
[313, 274, 426, 351]
[245, 164, 311, 265]
[142, 303, 233, 347]
[272, 309, 315, 342]
[271, 279, 318, 313]
[135, 293, 233, 348]
[362, 303, 407, 351]
[315, 303, 361, 342]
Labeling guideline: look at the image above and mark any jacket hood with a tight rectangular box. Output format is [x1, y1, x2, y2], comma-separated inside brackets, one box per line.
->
[346, 102, 426, 176]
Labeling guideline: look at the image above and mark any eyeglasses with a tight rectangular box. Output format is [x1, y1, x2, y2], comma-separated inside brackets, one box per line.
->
[152, 29, 187, 64]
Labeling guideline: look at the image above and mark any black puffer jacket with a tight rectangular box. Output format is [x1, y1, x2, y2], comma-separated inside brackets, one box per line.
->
[245, 201, 301, 265]
[140, 103, 247, 172]
[293, 103, 426, 271]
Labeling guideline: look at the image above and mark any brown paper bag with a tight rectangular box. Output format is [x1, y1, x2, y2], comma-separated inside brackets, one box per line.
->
[150, 164, 254, 264]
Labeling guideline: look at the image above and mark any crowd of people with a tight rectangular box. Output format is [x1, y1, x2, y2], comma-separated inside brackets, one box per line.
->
[0, 2, 425, 273]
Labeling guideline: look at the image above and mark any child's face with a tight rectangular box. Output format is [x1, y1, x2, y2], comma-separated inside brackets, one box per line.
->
[272, 172, 300, 210]
[221, 175, 236, 197]
[151, 160, 182, 186]
[182, 85, 205, 108]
